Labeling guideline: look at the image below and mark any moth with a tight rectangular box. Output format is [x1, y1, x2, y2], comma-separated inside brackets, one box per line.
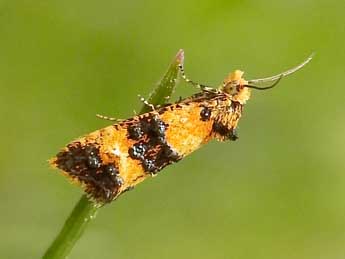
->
[50, 55, 312, 204]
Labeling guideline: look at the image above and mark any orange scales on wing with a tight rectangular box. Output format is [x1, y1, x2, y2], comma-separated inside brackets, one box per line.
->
[50, 70, 248, 203]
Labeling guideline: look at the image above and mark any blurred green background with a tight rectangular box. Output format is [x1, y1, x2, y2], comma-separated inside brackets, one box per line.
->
[1, 0, 344, 258]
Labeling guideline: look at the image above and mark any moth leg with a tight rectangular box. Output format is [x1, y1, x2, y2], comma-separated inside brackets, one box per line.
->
[96, 114, 122, 122]
[138, 94, 157, 111]
[178, 64, 217, 93]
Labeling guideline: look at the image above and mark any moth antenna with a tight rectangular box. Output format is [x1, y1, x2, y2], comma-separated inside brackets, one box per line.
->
[247, 53, 314, 86]
[245, 75, 283, 90]
[178, 64, 216, 92]
[138, 94, 156, 111]
[96, 114, 122, 121]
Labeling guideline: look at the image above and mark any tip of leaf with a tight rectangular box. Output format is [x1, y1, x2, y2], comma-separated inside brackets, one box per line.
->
[175, 49, 185, 65]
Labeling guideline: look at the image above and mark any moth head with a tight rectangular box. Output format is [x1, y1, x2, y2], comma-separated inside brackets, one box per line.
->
[221, 54, 314, 105]
[222, 70, 250, 104]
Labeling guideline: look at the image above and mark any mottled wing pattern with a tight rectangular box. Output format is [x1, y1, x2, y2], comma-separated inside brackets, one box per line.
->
[51, 92, 241, 203]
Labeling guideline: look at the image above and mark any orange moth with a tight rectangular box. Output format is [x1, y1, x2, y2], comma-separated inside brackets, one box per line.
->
[50, 54, 312, 204]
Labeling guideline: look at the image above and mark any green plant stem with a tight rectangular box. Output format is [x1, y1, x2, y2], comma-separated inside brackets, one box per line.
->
[42, 195, 98, 259]
[42, 49, 184, 259]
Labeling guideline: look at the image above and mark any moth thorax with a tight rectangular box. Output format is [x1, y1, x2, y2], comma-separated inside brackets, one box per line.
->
[221, 70, 251, 104]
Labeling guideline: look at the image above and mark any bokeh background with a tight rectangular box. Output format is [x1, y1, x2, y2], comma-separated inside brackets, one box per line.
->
[1, 1, 344, 258]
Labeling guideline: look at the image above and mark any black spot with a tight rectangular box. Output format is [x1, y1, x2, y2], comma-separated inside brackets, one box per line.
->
[141, 144, 182, 175]
[56, 143, 101, 173]
[128, 142, 147, 159]
[148, 135, 167, 146]
[136, 119, 148, 132]
[153, 120, 166, 136]
[157, 136, 167, 144]
[154, 145, 181, 170]
[84, 145, 98, 156]
[161, 145, 180, 161]
[212, 122, 230, 136]
[129, 114, 167, 140]
[148, 115, 167, 137]
[58, 152, 75, 171]
[212, 122, 238, 141]
[200, 107, 212, 121]
[63, 156, 74, 171]
[87, 156, 101, 169]
[105, 164, 118, 176]
[54, 143, 122, 203]
[142, 159, 157, 173]
[125, 114, 181, 175]
[128, 124, 144, 140]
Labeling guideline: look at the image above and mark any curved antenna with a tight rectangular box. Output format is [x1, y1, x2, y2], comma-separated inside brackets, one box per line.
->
[247, 53, 314, 85]
[245, 75, 283, 90]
